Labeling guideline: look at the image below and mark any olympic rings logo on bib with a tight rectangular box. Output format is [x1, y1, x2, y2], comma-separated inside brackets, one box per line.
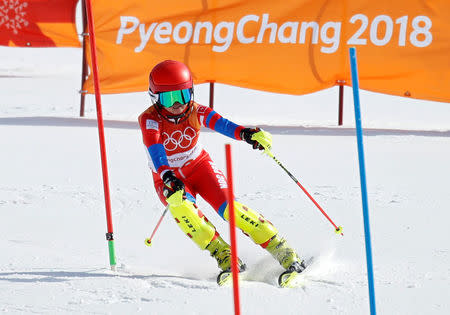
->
[162, 127, 197, 151]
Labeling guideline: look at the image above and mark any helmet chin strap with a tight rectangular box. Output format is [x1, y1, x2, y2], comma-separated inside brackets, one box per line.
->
[155, 101, 193, 124]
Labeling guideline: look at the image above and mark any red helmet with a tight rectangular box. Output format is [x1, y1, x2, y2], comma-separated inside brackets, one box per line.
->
[149, 60, 193, 93]
[148, 60, 194, 124]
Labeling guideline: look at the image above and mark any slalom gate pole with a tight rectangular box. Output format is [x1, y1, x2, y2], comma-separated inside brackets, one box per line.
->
[85, 0, 117, 270]
[349, 47, 376, 315]
[225, 144, 241, 315]
[144, 206, 169, 247]
[264, 150, 343, 236]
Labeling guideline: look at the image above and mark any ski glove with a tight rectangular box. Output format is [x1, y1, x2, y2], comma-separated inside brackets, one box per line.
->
[240, 128, 272, 151]
[162, 171, 185, 198]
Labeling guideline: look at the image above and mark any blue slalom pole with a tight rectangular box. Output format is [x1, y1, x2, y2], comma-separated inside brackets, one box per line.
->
[349, 47, 377, 315]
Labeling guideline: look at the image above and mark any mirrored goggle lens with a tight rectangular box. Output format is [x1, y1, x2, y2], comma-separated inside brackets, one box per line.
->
[159, 89, 192, 108]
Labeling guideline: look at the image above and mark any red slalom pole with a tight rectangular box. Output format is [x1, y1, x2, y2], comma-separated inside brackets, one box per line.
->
[84, 0, 117, 269]
[225, 144, 241, 315]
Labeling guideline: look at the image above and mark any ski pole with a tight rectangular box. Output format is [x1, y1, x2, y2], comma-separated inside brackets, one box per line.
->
[265, 149, 343, 236]
[145, 205, 169, 246]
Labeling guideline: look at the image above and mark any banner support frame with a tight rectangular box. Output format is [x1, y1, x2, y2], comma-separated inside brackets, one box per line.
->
[79, 0, 88, 117]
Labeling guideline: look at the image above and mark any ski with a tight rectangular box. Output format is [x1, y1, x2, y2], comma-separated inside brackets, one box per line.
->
[217, 266, 247, 286]
[278, 257, 313, 288]
[278, 269, 304, 288]
[217, 257, 313, 287]
[217, 268, 304, 288]
[217, 270, 233, 286]
[216, 260, 247, 286]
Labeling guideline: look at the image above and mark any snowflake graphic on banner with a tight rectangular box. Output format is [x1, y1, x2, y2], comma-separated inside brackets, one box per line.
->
[0, 0, 29, 35]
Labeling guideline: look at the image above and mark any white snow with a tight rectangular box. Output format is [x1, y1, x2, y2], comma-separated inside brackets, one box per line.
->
[1, 45, 449, 315]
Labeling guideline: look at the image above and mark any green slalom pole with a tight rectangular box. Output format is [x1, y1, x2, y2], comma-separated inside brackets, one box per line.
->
[108, 238, 117, 269]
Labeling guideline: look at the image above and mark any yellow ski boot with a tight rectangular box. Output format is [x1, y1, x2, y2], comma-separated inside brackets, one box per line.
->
[166, 190, 245, 285]
[206, 235, 246, 272]
[266, 234, 306, 287]
[206, 235, 246, 286]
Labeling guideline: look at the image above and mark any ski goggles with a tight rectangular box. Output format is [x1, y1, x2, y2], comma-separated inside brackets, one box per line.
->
[158, 88, 192, 108]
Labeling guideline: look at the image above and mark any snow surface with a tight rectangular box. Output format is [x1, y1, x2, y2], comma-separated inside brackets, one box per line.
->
[1, 45, 450, 315]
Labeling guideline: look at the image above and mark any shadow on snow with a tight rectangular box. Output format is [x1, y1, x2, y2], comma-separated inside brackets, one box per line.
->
[0, 269, 200, 284]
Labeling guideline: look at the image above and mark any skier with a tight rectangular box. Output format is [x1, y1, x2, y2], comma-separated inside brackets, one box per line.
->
[138, 60, 305, 285]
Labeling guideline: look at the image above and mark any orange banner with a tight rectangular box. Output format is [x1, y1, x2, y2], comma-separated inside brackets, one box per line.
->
[0, 0, 80, 47]
[84, 0, 450, 103]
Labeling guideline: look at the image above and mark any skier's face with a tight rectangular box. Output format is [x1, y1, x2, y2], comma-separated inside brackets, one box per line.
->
[165, 102, 188, 115]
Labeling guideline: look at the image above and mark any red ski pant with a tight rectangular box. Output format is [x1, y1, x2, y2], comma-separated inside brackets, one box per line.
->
[152, 150, 230, 218]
